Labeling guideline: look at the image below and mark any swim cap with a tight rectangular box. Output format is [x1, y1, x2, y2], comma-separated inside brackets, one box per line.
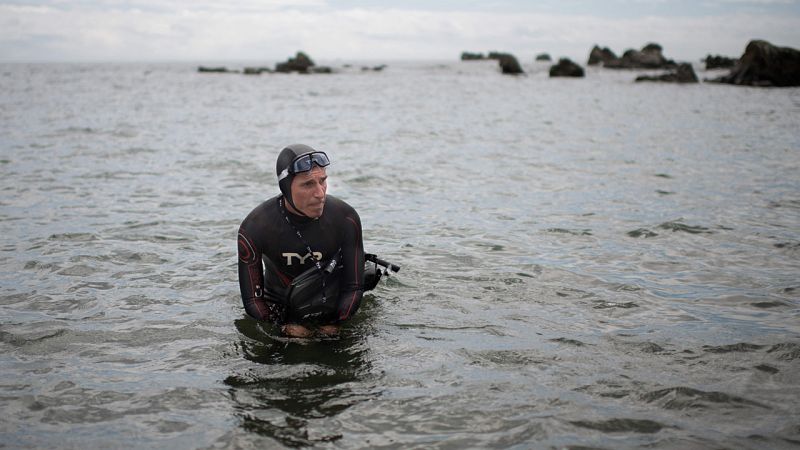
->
[276, 143, 322, 214]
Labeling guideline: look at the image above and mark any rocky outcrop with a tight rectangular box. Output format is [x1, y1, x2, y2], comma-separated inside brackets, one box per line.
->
[536, 53, 552, 62]
[704, 55, 737, 70]
[461, 51, 486, 60]
[460, 50, 524, 74]
[275, 51, 332, 74]
[361, 65, 387, 72]
[707, 40, 800, 87]
[496, 53, 524, 74]
[198, 66, 233, 73]
[243, 67, 272, 75]
[635, 63, 698, 83]
[602, 43, 676, 69]
[587, 45, 617, 66]
[549, 58, 585, 77]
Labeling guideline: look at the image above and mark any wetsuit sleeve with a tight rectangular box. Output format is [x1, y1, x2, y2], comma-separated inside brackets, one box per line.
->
[336, 211, 365, 322]
[238, 229, 277, 322]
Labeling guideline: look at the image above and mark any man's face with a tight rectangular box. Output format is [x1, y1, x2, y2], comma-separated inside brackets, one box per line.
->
[290, 166, 327, 218]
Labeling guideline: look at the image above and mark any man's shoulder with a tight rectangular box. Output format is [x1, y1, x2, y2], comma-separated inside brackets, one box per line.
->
[325, 195, 359, 216]
[240, 195, 281, 228]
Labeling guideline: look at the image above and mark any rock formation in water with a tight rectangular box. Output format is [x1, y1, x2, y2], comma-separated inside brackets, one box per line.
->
[275, 51, 314, 73]
[635, 63, 698, 83]
[587, 45, 617, 66]
[591, 43, 676, 69]
[243, 67, 272, 75]
[275, 51, 333, 74]
[460, 50, 524, 74]
[536, 53, 552, 62]
[704, 55, 737, 70]
[707, 40, 800, 87]
[610, 43, 676, 69]
[496, 53, 524, 75]
[461, 51, 486, 60]
[361, 65, 387, 72]
[198, 66, 233, 73]
[549, 58, 585, 77]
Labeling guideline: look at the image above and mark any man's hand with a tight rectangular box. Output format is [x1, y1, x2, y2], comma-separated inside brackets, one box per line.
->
[282, 324, 313, 338]
[318, 324, 340, 336]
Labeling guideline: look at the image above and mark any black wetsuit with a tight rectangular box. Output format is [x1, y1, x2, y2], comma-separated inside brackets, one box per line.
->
[237, 194, 364, 324]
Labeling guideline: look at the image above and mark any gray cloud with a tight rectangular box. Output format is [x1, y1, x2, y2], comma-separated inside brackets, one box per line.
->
[0, 2, 798, 62]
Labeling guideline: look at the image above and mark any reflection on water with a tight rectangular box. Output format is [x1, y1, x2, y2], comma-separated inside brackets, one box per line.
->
[227, 317, 378, 447]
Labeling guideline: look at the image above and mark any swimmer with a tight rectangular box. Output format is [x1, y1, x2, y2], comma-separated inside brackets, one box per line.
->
[237, 144, 365, 337]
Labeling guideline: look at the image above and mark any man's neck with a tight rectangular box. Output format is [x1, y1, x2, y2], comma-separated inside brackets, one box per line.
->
[283, 196, 319, 221]
[282, 196, 304, 216]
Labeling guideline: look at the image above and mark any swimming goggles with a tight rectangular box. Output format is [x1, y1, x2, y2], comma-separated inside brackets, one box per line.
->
[279, 151, 330, 181]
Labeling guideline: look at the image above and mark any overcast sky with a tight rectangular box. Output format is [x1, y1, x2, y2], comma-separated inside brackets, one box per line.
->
[1, 0, 799, 63]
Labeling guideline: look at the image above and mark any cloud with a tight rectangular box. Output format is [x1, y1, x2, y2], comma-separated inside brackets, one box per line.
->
[0, 2, 798, 62]
[710, 0, 796, 4]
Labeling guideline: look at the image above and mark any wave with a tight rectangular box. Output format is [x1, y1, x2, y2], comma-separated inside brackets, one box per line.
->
[767, 342, 800, 361]
[570, 418, 664, 433]
[641, 386, 769, 410]
[658, 221, 713, 234]
[702, 342, 765, 353]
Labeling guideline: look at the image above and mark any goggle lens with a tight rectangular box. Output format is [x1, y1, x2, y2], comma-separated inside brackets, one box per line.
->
[291, 152, 330, 174]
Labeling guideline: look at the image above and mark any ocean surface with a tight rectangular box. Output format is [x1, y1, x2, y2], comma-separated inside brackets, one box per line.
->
[1, 59, 799, 449]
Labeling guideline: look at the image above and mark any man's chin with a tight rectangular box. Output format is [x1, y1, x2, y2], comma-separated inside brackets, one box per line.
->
[306, 204, 325, 218]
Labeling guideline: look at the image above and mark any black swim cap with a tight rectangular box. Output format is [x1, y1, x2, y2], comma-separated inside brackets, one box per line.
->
[276, 143, 321, 213]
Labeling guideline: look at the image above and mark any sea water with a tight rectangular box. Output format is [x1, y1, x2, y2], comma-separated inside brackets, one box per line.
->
[1, 60, 799, 448]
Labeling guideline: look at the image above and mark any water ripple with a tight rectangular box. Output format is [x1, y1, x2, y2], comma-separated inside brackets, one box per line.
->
[1, 61, 799, 448]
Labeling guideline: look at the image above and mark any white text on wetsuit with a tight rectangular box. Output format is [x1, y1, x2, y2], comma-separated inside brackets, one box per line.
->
[282, 252, 323, 266]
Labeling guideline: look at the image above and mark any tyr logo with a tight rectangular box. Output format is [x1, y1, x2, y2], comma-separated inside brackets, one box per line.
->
[282, 252, 323, 266]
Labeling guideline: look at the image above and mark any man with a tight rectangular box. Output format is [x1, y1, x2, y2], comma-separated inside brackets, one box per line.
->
[237, 144, 365, 338]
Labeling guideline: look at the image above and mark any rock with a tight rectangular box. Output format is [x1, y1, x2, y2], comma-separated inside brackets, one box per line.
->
[311, 66, 333, 74]
[461, 51, 486, 60]
[707, 40, 800, 87]
[587, 45, 617, 66]
[243, 67, 272, 75]
[704, 55, 737, 70]
[603, 43, 676, 69]
[536, 53, 552, 62]
[496, 53, 524, 75]
[635, 63, 698, 83]
[198, 66, 231, 73]
[549, 58, 585, 77]
[275, 51, 316, 73]
[361, 65, 386, 72]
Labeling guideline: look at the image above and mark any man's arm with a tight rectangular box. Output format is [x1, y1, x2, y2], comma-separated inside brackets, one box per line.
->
[238, 229, 277, 322]
[335, 211, 365, 322]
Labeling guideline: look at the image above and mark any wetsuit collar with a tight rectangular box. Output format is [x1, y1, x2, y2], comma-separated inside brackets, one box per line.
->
[280, 196, 317, 223]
